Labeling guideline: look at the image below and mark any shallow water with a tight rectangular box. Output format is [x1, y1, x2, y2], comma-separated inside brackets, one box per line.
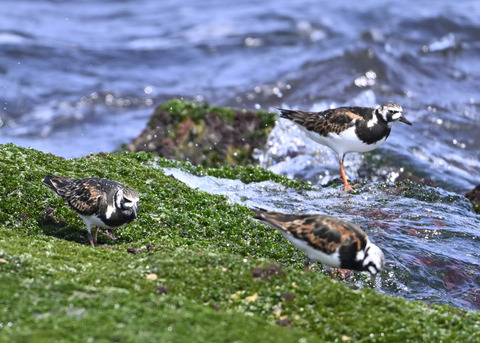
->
[162, 167, 480, 310]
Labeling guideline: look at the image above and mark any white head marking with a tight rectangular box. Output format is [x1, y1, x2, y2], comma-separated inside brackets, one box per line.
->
[362, 243, 385, 275]
[377, 102, 404, 124]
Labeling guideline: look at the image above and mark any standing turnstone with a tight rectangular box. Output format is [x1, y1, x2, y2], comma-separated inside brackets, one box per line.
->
[42, 175, 139, 247]
[278, 103, 412, 191]
[251, 207, 385, 282]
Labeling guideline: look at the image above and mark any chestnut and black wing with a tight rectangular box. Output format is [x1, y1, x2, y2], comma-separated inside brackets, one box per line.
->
[252, 208, 368, 255]
[279, 107, 372, 136]
[43, 176, 107, 216]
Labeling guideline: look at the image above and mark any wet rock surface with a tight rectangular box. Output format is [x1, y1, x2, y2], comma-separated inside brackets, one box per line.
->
[125, 99, 276, 168]
[466, 184, 480, 213]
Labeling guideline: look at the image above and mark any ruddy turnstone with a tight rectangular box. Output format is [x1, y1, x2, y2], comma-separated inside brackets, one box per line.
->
[251, 207, 385, 282]
[42, 175, 139, 247]
[278, 103, 412, 191]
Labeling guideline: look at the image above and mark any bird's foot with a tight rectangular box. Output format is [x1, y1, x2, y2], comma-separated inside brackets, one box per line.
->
[88, 237, 96, 248]
[326, 269, 354, 281]
[339, 162, 359, 192]
[336, 268, 354, 280]
[344, 183, 359, 192]
[327, 270, 339, 281]
[102, 230, 116, 240]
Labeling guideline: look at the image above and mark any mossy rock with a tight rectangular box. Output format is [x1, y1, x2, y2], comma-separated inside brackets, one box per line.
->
[1, 143, 479, 342]
[125, 99, 276, 168]
[465, 184, 480, 213]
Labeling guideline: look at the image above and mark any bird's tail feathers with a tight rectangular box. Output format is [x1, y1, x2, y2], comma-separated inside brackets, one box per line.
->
[277, 108, 298, 120]
[42, 175, 70, 191]
[249, 206, 269, 219]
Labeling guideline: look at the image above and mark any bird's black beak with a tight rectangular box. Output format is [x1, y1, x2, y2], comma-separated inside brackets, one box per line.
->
[399, 115, 412, 126]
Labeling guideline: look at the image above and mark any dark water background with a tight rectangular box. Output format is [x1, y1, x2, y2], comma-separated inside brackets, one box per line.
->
[1, 1, 479, 310]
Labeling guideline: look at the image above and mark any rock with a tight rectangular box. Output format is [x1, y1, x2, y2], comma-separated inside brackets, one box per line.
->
[466, 184, 480, 213]
[125, 99, 276, 168]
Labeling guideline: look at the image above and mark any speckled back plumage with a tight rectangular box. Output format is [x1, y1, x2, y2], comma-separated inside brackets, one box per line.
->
[251, 207, 384, 275]
[279, 103, 410, 146]
[280, 107, 360, 136]
[42, 175, 139, 247]
[42, 175, 139, 227]
[279, 106, 394, 147]
[278, 103, 411, 192]
[252, 209, 367, 266]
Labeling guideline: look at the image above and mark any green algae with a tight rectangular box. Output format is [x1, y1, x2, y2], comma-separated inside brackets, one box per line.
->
[159, 98, 236, 123]
[465, 185, 480, 214]
[0, 143, 479, 342]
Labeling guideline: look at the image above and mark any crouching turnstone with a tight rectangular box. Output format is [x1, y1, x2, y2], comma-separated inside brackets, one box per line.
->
[278, 103, 412, 191]
[251, 207, 385, 282]
[42, 175, 139, 247]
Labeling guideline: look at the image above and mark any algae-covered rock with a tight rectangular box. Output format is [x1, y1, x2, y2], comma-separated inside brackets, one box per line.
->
[125, 99, 276, 168]
[466, 184, 480, 213]
[1, 143, 479, 342]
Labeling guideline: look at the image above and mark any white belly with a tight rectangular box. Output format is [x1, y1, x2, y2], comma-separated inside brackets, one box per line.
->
[79, 214, 111, 229]
[281, 232, 341, 268]
[300, 125, 386, 157]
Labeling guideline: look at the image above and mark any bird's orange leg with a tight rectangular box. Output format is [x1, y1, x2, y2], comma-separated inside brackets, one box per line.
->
[93, 227, 99, 246]
[339, 157, 358, 192]
[87, 228, 96, 248]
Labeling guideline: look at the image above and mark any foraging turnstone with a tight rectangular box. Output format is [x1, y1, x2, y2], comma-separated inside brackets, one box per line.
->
[278, 103, 412, 191]
[42, 175, 139, 247]
[251, 207, 385, 282]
